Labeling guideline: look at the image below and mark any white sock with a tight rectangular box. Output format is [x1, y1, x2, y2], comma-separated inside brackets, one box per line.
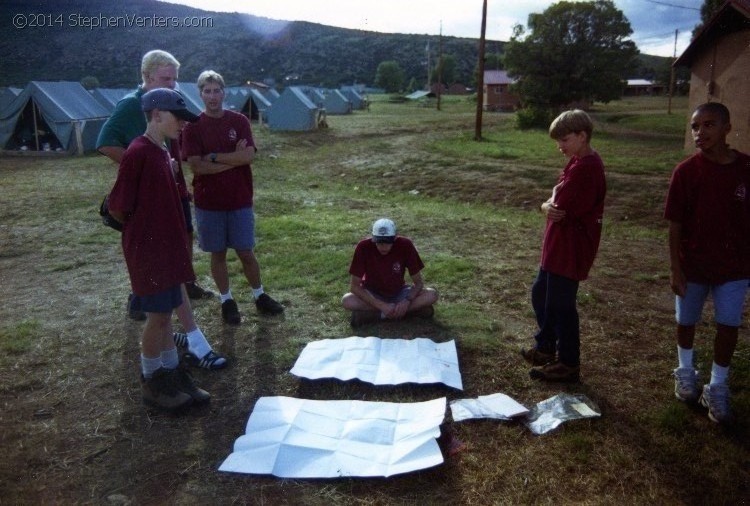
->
[141, 355, 162, 378]
[220, 291, 233, 303]
[160, 348, 179, 370]
[677, 345, 694, 369]
[710, 362, 729, 385]
[252, 286, 264, 299]
[187, 328, 211, 358]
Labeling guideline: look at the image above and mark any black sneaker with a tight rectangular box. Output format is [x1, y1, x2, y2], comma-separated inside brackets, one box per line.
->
[185, 282, 214, 300]
[173, 365, 211, 404]
[127, 294, 146, 321]
[255, 293, 284, 315]
[141, 368, 192, 412]
[221, 299, 241, 324]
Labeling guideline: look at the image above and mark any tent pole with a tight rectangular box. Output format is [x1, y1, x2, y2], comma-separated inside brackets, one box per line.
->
[32, 100, 40, 151]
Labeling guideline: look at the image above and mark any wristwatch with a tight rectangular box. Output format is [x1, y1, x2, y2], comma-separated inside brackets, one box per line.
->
[209, 153, 217, 163]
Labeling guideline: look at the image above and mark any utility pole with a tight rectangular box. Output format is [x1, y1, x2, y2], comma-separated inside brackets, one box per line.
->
[668, 29, 677, 115]
[475, 0, 487, 141]
[426, 40, 431, 90]
[437, 21, 443, 111]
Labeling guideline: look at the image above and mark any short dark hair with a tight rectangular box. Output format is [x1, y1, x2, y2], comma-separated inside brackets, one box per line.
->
[693, 102, 731, 124]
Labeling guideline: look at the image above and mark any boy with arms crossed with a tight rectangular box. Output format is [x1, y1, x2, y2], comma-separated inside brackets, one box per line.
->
[521, 110, 606, 382]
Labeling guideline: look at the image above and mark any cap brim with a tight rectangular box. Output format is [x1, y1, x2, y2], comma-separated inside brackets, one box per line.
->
[372, 236, 395, 244]
[171, 109, 200, 123]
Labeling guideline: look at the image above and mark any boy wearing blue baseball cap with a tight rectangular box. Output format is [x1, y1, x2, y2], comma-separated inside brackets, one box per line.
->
[108, 88, 214, 412]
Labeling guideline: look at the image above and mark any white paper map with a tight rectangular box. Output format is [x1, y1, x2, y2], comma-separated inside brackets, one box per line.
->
[450, 393, 529, 422]
[290, 336, 463, 390]
[218, 396, 447, 478]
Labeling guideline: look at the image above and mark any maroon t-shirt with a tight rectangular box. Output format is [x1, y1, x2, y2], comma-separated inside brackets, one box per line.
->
[108, 136, 195, 296]
[348, 236, 425, 298]
[664, 150, 750, 284]
[182, 110, 254, 211]
[540, 151, 606, 281]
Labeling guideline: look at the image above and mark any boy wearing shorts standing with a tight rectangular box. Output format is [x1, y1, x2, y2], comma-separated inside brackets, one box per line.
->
[666, 102, 750, 424]
[108, 88, 211, 412]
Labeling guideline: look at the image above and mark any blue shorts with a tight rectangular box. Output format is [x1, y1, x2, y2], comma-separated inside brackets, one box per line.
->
[195, 207, 255, 252]
[367, 285, 412, 304]
[675, 280, 749, 327]
[138, 285, 183, 314]
[181, 197, 194, 234]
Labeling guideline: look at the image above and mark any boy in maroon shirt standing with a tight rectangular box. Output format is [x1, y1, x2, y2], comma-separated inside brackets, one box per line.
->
[342, 218, 439, 327]
[666, 102, 750, 424]
[521, 110, 606, 382]
[108, 89, 211, 412]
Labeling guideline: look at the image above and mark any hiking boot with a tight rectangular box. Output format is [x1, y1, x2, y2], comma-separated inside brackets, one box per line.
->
[673, 367, 700, 402]
[141, 368, 192, 412]
[222, 299, 241, 324]
[350, 310, 381, 328]
[521, 347, 556, 366]
[185, 281, 214, 300]
[255, 293, 284, 315]
[529, 360, 580, 382]
[699, 383, 732, 424]
[173, 364, 211, 404]
[127, 294, 146, 321]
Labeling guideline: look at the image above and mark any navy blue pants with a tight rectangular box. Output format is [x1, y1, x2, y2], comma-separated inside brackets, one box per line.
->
[531, 269, 580, 367]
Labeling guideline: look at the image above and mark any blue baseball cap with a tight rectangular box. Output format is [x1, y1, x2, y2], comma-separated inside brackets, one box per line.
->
[141, 88, 199, 122]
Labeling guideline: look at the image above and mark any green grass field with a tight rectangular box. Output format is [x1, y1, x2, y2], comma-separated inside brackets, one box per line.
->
[0, 94, 748, 504]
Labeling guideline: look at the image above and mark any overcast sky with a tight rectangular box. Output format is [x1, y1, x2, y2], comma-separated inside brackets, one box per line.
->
[164, 0, 703, 57]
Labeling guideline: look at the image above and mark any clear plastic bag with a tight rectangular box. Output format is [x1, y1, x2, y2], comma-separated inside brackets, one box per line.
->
[524, 393, 600, 435]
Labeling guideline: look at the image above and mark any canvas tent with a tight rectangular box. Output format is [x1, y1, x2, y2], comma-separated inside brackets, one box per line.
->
[323, 89, 352, 115]
[0, 87, 22, 113]
[174, 82, 204, 114]
[225, 87, 271, 122]
[90, 88, 130, 112]
[267, 86, 322, 131]
[0, 81, 110, 154]
[340, 86, 367, 110]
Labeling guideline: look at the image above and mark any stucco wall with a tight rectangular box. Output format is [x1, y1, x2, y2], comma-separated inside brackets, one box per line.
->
[683, 29, 750, 153]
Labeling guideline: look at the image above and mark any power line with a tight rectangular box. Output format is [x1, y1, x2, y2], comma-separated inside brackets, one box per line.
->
[643, 0, 701, 11]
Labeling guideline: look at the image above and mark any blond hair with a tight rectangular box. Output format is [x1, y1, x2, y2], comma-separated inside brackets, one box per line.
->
[549, 109, 593, 142]
[197, 70, 225, 92]
[140, 50, 180, 85]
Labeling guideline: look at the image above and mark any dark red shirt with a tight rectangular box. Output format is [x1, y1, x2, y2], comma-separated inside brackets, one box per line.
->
[348, 237, 425, 298]
[664, 150, 750, 284]
[540, 152, 606, 281]
[108, 136, 195, 295]
[182, 110, 255, 211]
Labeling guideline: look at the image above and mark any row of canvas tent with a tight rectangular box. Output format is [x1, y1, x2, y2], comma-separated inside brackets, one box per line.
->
[0, 82, 368, 155]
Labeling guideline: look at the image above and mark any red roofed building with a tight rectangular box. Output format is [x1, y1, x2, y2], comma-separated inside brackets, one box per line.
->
[482, 70, 521, 112]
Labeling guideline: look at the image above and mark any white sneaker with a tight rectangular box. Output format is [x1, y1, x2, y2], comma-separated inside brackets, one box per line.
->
[673, 367, 699, 402]
[699, 383, 732, 424]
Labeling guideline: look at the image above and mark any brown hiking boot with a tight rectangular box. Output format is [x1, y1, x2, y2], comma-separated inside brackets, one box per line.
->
[142, 368, 193, 412]
[350, 310, 381, 328]
[520, 347, 555, 366]
[173, 364, 211, 404]
[529, 360, 580, 382]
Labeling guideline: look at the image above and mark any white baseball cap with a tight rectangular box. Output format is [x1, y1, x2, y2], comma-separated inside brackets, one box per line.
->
[371, 218, 396, 243]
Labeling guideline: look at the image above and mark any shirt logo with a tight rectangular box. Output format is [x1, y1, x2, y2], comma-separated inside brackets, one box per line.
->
[392, 262, 401, 273]
[735, 183, 746, 201]
[228, 128, 237, 142]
